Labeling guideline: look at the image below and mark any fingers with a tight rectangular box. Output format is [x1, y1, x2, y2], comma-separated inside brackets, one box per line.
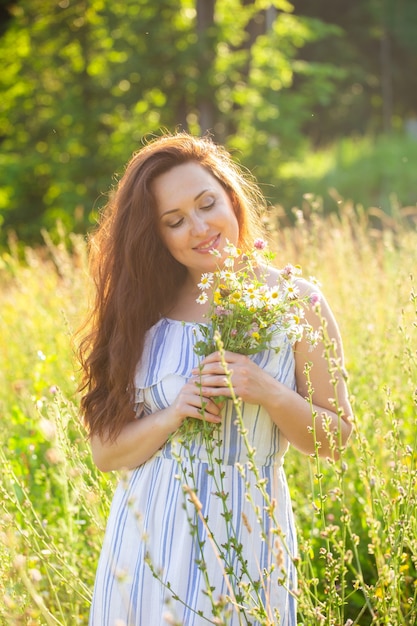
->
[192, 375, 230, 395]
[192, 352, 251, 388]
[196, 350, 246, 367]
[174, 384, 223, 423]
[190, 353, 266, 406]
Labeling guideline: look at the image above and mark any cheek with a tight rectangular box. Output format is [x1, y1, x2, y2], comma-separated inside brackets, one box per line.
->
[159, 229, 181, 254]
[159, 232, 189, 265]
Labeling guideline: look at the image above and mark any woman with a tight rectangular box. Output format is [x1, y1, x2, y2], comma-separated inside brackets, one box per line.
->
[78, 133, 352, 626]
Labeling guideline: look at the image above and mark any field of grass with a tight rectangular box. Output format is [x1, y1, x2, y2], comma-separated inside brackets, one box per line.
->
[278, 132, 417, 216]
[0, 204, 416, 625]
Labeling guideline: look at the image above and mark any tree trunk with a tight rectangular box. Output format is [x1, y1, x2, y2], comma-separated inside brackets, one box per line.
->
[380, 29, 393, 132]
[196, 0, 216, 134]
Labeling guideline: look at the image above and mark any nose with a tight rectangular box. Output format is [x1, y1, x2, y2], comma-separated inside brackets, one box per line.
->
[190, 212, 209, 236]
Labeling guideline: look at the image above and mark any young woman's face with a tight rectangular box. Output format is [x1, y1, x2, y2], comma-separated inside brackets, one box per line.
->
[153, 161, 240, 281]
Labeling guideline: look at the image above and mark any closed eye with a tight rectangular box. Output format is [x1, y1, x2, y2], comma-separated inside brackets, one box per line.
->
[167, 217, 184, 229]
[164, 196, 215, 228]
[200, 198, 216, 210]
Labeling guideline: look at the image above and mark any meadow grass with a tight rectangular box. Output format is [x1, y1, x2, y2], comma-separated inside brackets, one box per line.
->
[0, 204, 416, 625]
[278, 132, 417, 214]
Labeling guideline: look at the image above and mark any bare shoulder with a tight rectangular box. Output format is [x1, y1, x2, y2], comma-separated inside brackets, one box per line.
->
[294, 276, 319, 297]
[293, 276, 341, 338]
[266, 265, 338, 328]
[263, 265, 319, 297]
[261, 264, 283, 287]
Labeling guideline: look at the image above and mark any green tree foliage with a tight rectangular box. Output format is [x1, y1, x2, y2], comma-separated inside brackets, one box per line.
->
[0, 0, 340, 242]
[291, 0, 417, 142]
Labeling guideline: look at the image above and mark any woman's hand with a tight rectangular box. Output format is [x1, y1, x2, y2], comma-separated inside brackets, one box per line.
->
[191, 277, 354, 460]
[168, 376, 223, 425]
[91, 377, 223, 472]
[191, 351, 272, 406]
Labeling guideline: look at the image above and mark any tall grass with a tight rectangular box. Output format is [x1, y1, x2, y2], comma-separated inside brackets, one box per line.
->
[0, 204, 416, 625]
[278, 133, 417, 214]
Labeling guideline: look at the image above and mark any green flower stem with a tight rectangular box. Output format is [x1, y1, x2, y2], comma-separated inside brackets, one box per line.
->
[214, 333, 297, 607]
[143, 549, 219, 625]
[174, 429, 255, 624]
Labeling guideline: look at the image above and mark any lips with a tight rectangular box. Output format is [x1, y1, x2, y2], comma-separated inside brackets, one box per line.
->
[193, 234, 220, 252]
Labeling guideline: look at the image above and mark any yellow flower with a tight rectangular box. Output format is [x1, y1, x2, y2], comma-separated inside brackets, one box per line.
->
[213, 290, 222, 305]
[230, 291, 241, 303]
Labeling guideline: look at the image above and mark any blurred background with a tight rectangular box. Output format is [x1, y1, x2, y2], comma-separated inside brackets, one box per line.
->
[1, 0, 416, 244]
[1, 5, 417, 622]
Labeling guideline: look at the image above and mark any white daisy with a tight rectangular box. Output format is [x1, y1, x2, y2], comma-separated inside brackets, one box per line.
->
[198, 273, 214, 290]
[196, 292, 208, 305]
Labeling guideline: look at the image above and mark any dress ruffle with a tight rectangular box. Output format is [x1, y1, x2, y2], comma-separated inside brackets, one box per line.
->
[134, 317, 294, 404]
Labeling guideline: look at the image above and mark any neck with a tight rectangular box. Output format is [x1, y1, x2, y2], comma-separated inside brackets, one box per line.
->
[164, 276, 211, 323]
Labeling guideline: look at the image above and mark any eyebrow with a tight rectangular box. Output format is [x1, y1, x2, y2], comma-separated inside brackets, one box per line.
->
[159, 189, 208, 218]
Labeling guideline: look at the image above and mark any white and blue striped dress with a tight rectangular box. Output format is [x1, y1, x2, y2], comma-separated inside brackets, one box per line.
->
[89, 318, 298, 626]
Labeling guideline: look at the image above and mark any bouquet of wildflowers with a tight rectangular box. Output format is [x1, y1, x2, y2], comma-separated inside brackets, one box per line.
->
[193, 238, 319, 359]
[169, 239, 321, 621]
[175, 239, 319, 441]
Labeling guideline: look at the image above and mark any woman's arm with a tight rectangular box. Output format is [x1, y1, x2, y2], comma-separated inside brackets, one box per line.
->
[90, 378, 223, 472]
[291, 280, 353, 456]
[195, 282, 353, 458]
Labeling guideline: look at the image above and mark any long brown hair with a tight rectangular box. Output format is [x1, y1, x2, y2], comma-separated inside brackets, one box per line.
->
[78, 132, 266, 441]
